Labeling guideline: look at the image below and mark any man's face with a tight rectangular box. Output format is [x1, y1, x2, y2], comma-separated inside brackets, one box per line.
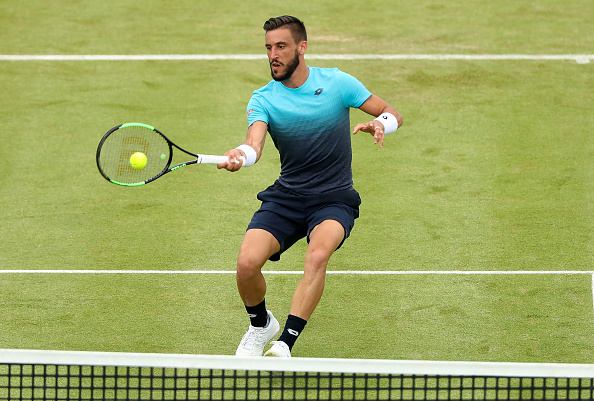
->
[265, 28, 302, 82]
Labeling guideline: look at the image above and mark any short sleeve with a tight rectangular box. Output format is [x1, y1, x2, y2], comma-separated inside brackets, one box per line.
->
[335, 69, 372, 108]
[246, 92, 269, 127]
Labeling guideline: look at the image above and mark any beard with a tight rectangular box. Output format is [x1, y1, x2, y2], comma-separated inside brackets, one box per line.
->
[270, 50, 300, 82]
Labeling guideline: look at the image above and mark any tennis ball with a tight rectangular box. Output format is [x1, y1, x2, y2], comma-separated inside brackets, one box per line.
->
[130, 152, 147, 169]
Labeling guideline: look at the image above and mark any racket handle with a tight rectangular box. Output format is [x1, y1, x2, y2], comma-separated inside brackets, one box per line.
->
[197, 155, 246, 165]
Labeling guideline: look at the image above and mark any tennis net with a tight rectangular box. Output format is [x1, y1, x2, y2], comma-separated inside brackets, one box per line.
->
[0, 349, 593, 400]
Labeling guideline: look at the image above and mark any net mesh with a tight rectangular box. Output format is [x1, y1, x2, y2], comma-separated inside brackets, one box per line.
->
[1, 350, 593, 401]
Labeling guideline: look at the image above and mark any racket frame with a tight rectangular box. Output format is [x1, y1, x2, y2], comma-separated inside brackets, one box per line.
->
[96, 123, 229, 186]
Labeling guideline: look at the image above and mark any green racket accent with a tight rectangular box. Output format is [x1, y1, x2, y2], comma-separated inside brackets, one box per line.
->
[120, 122, 155, 130]
[110, 180, 146, 187]
[170, 164, 187, 171]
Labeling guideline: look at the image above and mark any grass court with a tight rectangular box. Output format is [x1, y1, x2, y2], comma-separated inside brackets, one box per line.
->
[0, 0, 592, 363]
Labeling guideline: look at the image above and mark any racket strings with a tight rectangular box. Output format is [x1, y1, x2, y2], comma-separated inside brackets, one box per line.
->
[98, 126, 171, 184]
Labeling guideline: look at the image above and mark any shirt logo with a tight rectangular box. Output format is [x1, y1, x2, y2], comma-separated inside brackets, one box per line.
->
[314, 88, 324, 96]
[247, 109, 254, 117]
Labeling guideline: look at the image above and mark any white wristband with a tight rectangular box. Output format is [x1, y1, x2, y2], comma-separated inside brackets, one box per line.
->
[235, 144, 257, 167]
[374, 113, 399, 134]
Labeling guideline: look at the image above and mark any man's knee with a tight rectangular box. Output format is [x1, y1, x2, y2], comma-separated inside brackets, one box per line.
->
[236, 229, 280, 279]
[236, 251, 264, 279]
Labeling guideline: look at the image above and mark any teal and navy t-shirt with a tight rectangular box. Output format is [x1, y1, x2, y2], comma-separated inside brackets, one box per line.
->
[247, 67, 372, 195]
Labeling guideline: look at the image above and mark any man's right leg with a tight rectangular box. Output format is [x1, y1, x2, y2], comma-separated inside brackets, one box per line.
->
[236, 228, 280, 306]
[235, 229, 281, 356]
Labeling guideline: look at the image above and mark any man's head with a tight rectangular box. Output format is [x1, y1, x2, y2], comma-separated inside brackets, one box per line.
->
[263, 16, 308, 83]
[263, 15, 307, 44]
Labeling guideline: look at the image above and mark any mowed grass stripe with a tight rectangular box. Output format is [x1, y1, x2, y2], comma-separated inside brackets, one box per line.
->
[0, 54, 591, 63]
[0, 270, 592, 274]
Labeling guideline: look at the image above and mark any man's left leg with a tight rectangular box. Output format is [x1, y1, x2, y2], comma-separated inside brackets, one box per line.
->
[265, 219, 345, 357]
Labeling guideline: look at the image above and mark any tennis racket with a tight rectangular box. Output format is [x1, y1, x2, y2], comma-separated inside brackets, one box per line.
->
[96, 123, 240, 186]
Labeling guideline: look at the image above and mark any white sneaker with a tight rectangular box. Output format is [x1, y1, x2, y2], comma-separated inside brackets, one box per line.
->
[264, 341, 291, 358]
[235, 310, 280, 356]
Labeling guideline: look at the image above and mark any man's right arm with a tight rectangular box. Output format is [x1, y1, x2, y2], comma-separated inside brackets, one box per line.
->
[218, 121, 268, 171]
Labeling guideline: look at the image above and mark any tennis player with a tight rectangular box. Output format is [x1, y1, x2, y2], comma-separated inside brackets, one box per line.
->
[219, 15, 403, 357]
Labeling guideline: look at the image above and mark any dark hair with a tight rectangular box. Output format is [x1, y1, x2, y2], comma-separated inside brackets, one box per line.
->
[263, 15, 307, 43]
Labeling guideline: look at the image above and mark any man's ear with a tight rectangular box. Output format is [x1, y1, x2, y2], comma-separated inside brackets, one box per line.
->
[299, 40, 308, 55]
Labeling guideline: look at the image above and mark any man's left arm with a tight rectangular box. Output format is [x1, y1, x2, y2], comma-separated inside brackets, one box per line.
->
[353, 95, 403, 148]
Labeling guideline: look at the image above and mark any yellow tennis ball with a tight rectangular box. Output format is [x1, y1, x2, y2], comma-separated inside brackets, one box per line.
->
[130, 152, 147, 169]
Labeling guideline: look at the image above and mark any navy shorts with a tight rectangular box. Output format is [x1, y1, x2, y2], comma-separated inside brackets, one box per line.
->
[247, 182, 361, 261]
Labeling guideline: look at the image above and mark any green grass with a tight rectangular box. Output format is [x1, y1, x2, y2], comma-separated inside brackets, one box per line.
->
[1, 0, 592, 54]
[0, 0, 592, 366]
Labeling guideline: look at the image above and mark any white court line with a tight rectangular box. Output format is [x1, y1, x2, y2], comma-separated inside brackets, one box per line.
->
[4, 270, 592, 323]
[590, 274, 594, 323]
[0, 270, 592, 275]
[0, 54, 591, 63]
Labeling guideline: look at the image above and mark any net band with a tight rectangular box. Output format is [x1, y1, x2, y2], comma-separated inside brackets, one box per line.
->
[2, 349, 593, 377]
[1, 349, 593, 401]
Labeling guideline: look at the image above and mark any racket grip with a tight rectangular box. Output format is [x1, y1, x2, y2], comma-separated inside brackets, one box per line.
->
[197, 155, 246, 165]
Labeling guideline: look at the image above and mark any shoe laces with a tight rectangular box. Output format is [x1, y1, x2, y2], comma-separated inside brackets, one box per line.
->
[239, 326, 267, 349]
